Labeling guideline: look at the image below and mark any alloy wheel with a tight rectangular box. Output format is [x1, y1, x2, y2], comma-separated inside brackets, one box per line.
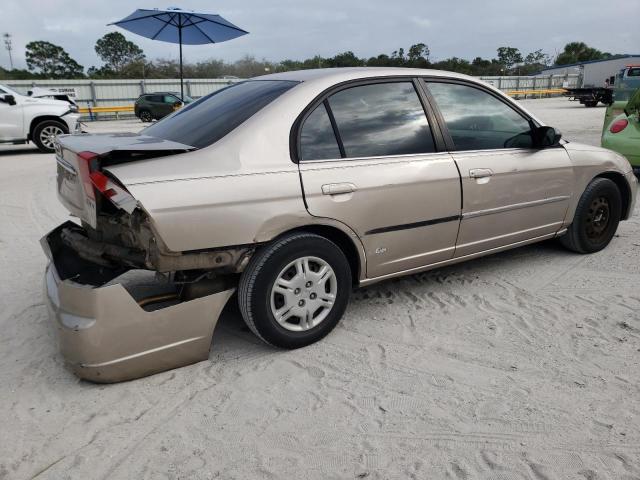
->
[40, 125, 64, 150]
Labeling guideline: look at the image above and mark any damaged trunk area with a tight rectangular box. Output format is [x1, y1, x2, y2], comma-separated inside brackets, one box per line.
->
[43, 133, 242, 382]
[52, 133, 254, 305]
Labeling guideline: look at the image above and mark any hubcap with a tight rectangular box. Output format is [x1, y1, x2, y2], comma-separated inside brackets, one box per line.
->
[40, 125, 64, 149]
[270, 256, 337, 332]
[585, 196, 610, 240]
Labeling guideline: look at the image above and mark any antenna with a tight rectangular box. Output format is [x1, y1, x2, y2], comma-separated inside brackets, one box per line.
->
[3, 33, 13, 69]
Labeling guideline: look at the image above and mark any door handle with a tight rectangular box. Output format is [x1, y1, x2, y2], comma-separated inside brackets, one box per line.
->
[322, 183, 357, 195]
[469, 168, 493, 179]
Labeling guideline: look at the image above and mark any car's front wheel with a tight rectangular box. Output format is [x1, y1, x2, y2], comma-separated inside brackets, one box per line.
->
[560, 177, 622, 253]
[139, 110, 153, 122]
[33, 120, 68, 153]
[238, 232, 351, 348]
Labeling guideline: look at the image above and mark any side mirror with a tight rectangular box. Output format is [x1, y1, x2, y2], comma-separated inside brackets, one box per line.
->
[172, 101, 182, 111]
[1, 94, 16, 106]
[534, 126, 562, 148]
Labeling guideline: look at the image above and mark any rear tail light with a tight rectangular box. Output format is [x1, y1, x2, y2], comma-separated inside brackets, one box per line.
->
[90, 171, 138, 214]
[610, 119, 629, 134]
[77, 151, 99, 201]
[77, 151, 137, 213]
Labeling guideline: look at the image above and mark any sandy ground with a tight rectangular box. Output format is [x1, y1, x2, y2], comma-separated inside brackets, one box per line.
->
[1, 97, 639, 480]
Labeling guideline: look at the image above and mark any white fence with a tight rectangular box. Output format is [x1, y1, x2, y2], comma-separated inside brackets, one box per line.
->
[5, 78, 240, 108]
[480, 74, 579, 91]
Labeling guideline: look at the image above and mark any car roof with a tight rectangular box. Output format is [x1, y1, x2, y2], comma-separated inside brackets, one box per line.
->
[255, 67, 475, 84]
[141, 92, 182, 96]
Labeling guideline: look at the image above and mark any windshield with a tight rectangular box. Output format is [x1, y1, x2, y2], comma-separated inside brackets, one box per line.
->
[626, 88, 640, 114]
[0, 84, 19, 96]
[143, 80, 298, 148]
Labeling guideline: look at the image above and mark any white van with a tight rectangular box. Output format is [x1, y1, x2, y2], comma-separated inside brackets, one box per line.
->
[0, 84, 81, 153]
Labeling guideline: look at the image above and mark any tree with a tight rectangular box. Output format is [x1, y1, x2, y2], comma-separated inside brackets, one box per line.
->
[518, 49, 551, 74]
[25, 41, 84, 78]
[0, 66, 41, 80]
[431, 57, 474, 75]
[95, 32, 145, 73]
[555, 42, 609, 66]
[327, 51, 364, 68]
[524, 49, 550, 67]
[496, 47, 523, 71]
[407, 43, 430, 67]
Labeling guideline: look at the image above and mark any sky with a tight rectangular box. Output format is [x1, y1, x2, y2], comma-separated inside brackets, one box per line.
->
[2, 0, 639, 70]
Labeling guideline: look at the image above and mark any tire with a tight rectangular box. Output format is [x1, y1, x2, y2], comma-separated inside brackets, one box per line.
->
[585, 101, 598, 108]
[139, 110, 153, 122]
[32, 120, 68, 153]
[560, 178, 622, 254]
[238, 232, 351, 348]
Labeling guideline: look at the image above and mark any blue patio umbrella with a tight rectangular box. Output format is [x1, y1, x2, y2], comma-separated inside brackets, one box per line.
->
[109, 7, 248, 100]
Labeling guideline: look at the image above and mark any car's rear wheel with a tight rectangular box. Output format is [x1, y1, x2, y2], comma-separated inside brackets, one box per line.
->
[33, 120, 67, 153]
[139, 110, 153, 122]
[560, 178, 622, 253]
[238, 232, 351, 348]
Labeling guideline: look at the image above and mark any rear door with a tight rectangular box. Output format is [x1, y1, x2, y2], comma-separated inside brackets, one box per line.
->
[146, 95, 165, 118]
[423, 79, 573, 257]
[297, 79, 462, 279]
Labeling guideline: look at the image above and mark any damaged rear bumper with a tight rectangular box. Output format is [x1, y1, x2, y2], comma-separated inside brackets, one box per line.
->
[41, 222, 235, 383]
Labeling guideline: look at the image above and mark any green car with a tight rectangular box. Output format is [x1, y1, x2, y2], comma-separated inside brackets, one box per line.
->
[602, 89, 640, 175]
[134, 92, 194, 122]
[602, 87, 640, 175]
[601, 66, 640, 174]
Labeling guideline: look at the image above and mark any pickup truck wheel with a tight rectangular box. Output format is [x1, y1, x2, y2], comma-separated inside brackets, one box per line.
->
[139, 110, 153, 122]
[33, 120, 67, 153]
[238, 232, 351, 349]
[560, 178, 621, 253]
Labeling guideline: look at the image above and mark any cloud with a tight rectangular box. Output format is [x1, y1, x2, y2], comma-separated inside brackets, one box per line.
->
[411, 17, 432, 28]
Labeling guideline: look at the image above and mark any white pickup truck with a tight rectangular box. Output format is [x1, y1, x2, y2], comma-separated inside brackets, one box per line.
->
[0, 84, 81, 153]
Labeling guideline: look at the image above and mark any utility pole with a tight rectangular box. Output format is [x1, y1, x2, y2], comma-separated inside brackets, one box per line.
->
[3, 33, 13, 69]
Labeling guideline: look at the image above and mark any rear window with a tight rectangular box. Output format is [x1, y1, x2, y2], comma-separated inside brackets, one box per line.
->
[143, 80, 298, 148]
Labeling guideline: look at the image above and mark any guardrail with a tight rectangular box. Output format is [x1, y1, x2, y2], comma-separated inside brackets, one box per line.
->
[504, 88, 567, 98]
[79, 105, 134, 121]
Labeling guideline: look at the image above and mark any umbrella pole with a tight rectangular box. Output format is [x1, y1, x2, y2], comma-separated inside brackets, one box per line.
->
[178, 22, 184, 101]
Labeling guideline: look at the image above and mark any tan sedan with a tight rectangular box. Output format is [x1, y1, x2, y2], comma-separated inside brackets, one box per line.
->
[43, 68, 637, 382]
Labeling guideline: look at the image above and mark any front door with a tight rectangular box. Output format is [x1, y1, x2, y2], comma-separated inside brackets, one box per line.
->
[297, 80, 461, 279]
[0, 90, 24, 140]
[424, 80, 573, 257]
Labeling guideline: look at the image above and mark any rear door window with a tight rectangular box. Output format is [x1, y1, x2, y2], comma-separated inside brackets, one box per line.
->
[327, 82, 436, 158]
[300, 102, 341, 160]
[427, 82, 534, 150]
[143, 80, 298, 148]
